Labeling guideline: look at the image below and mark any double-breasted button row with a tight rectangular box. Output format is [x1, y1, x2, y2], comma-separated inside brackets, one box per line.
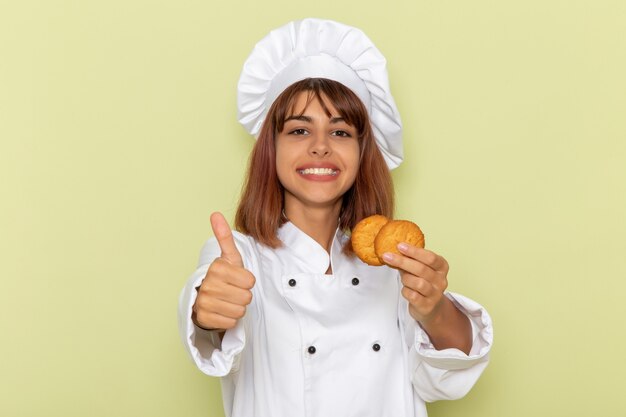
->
[288, 277, 360, 286]
[306, 344, 380, 354]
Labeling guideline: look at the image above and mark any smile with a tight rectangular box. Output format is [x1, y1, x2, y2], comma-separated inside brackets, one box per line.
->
[297, 168, 338, 176]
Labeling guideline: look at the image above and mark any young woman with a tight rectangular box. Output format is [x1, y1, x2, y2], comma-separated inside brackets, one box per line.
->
[178, 19, 493, 417]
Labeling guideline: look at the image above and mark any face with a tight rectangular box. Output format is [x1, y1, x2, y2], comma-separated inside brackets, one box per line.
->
[275, 92, 360, 214]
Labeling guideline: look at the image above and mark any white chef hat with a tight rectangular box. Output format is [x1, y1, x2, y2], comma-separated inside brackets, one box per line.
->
[237, 18, 404, 169]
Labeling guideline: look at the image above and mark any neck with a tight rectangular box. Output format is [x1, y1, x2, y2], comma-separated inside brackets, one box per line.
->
[284, 199, 341, 253]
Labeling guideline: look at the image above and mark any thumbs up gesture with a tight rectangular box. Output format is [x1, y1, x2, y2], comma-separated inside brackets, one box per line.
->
[192, 212, 256, 331]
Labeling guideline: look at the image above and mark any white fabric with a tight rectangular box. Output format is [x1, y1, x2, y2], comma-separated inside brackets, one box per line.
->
[178, 222, 493, 417]
[237, 18, 404, 169]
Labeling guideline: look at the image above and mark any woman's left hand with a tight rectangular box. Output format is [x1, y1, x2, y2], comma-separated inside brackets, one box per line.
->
[382, 243, 472, 354]
[382, 243, 449, 325]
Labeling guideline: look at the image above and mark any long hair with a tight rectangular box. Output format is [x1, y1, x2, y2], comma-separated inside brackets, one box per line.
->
[235, 78, 394, 254]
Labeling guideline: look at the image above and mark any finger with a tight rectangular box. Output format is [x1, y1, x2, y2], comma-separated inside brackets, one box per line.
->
[402, 286, 440, 318]
[397, 244, 448, 272]
[196, 312, 238, 330]
[401, 286, 427, 306]
[208, 258, 256, 289]
[209, 280, 254, 306]
[202, 297, 247, 320]
[401, 273, 435, 298]
[210, 212, 243, 267]
[382, 252, 438, 279]
[200, 269, 254, 302]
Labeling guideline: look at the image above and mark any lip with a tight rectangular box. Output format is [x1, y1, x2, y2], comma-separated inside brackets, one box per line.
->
[295, 163, 340, 171]
[295, 163, 341, 181]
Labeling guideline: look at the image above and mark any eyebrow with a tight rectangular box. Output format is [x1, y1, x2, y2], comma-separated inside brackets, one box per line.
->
[284, 115, 346, 124]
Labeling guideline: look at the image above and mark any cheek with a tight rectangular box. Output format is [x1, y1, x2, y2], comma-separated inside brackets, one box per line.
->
[346, 141, 361, 171]
[338, 142, 360, 187]
[274, 144, 292, 184]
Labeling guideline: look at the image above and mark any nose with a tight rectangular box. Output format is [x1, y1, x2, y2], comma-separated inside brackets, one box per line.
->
[309, 133, 331, 158]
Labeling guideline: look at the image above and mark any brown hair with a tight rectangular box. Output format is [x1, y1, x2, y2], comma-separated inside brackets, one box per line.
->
[234, 78, 394, 253]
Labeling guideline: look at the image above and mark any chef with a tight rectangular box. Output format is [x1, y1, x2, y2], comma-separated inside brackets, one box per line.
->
[178, 18, 493, 417]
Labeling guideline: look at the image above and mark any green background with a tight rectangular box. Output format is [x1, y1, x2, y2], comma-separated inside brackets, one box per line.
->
[2, 0, 625, 416]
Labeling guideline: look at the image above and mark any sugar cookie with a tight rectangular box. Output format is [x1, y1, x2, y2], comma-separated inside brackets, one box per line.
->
[351, 215, 389, 266]
[374, 220, 425, 265]
[351, 215, 425, 266]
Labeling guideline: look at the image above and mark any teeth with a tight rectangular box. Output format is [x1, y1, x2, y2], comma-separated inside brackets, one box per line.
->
[299, 168, 338, 176]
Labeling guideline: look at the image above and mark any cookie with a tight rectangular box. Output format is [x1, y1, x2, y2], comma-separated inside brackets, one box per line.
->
[351, 215, 389, 266]
[374, 220, 425, 265]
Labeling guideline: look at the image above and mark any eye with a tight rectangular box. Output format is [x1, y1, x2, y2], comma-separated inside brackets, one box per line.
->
[332, 130, 352, 138]
[289, 128, 309, 135]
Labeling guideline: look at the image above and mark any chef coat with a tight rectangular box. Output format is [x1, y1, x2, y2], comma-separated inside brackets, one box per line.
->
[178, 221, 493, 417]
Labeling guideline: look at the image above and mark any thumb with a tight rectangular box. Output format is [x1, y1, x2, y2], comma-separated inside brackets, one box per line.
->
[210, 212, 244, 267]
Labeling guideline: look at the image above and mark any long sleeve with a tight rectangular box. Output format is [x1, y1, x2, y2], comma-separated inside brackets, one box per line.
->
[177, 238, 247, 377]
[401, 291, 493, 402]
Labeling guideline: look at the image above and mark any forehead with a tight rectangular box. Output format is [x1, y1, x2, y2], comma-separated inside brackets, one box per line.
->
[287, 91, 338, 117]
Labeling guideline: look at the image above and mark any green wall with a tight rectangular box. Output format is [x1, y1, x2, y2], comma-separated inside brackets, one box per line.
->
[2, 1, 625, 416]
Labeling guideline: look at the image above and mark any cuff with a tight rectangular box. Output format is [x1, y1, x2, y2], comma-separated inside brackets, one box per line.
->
[413, 291, 493, 370]
[191, 321, 246, 376]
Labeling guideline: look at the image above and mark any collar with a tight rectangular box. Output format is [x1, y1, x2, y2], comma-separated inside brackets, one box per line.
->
[277, 221, 349, 274]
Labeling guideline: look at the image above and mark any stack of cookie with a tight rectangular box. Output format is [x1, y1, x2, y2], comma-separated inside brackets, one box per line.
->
[351, 215, 425, 266]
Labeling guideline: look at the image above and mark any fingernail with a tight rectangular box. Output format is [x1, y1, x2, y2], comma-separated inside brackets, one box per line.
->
[382, 252, 394, 262]
[397, 242, 409, 252]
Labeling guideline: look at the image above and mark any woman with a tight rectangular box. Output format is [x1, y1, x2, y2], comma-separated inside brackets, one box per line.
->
[178, 18, 493, 417]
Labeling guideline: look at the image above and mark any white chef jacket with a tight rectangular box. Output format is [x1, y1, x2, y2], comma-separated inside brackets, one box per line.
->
[178, 221, 493, 417]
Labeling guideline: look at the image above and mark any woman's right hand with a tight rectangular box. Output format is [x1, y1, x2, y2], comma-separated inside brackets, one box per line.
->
[192, 212, 256, 331]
